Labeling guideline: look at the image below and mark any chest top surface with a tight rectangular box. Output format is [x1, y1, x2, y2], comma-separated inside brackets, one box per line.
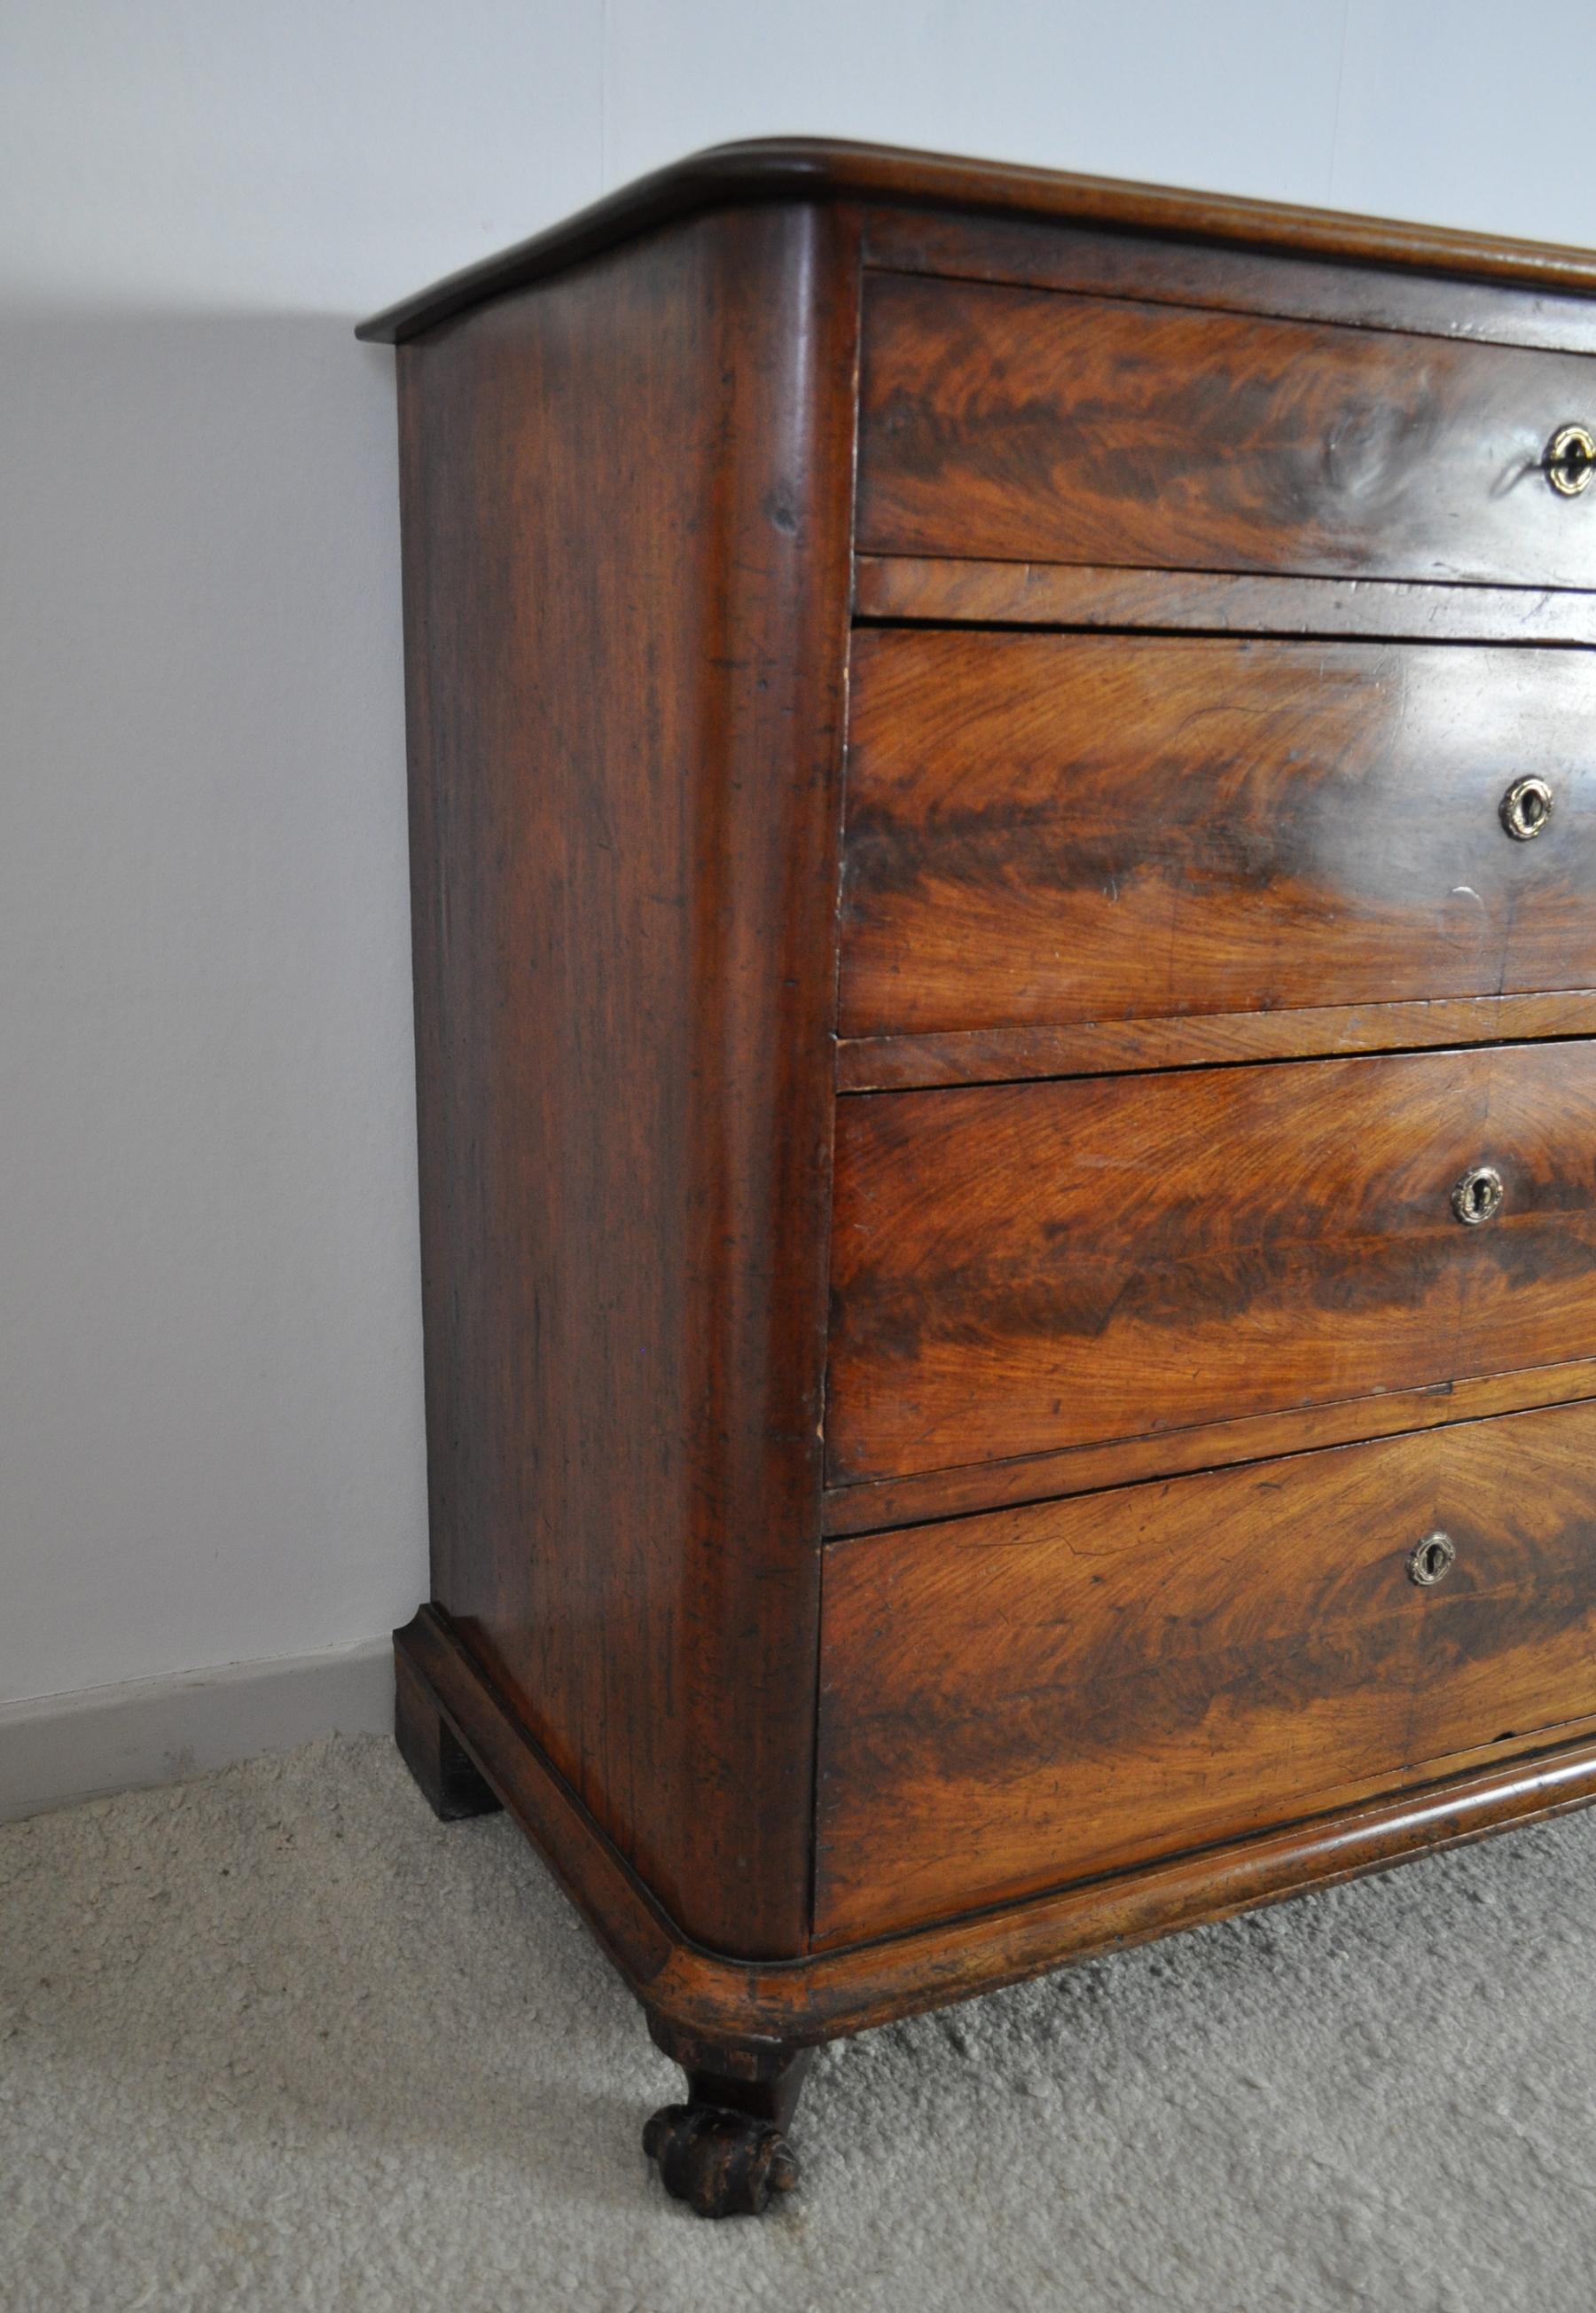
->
[356, 135, 1596, 344]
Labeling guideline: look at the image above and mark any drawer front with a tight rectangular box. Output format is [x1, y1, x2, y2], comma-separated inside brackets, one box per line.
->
[841, 631, 1596, 1040]
[827, 1042, 1596, 1484]
[816, 1399, 1596, 1942]
[857, 273, 1596, 584]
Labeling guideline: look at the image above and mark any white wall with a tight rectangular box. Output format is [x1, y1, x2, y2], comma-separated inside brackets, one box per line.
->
[4, 0, 1594, 1711]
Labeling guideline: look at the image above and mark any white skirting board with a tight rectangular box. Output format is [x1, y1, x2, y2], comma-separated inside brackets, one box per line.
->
[0, 1635, 395, 1823]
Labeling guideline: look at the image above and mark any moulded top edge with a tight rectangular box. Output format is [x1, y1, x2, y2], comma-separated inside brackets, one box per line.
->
[354, 136, 1596, 344]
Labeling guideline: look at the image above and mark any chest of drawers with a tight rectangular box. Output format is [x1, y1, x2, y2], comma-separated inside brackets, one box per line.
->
[361, 139, 1596, 2218]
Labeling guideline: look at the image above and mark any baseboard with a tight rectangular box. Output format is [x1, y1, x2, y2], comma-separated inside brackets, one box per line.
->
[0, 1636, 395, 1823]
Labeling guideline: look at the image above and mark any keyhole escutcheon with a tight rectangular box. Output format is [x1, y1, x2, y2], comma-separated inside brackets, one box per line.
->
[1451, 1164, 1505, 1226]
[1407, 1531, 1457, 1588]
[1501, 775, 1553, 841]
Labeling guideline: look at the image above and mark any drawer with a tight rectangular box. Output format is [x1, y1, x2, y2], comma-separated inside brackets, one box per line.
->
[841, 631, 1596, 1040]
[816, 1398, 1596, 1943]
[826, 1041, 1596, 1484]
[857, 273, 1596, 584]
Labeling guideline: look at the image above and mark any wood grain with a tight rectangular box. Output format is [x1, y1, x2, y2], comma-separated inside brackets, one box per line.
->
[398, 202, 858, 1958]
[820, 1355, 1596, 1537]
[816, 1400, 1596, 1941]
[840, 632, 1596, 1040]
[853, 555, 1596, 642]
[380, 147, 1596, 2125]
[857, 274, 1596, 584]
[837, 994, 1596, 1093]
[861, 207, 1596, 354]
[398, 1602, 1596, 2038]
[827, 1042, 1596, 1484]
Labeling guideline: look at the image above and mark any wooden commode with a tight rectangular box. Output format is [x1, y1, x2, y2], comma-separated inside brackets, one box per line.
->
[359, 140, 1596, 2216]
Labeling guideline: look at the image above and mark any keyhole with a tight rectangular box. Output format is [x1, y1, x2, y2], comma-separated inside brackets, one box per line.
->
[1501, 775, 1553, 841]
[1451, 1164, 1504, 1225]
[1547, 426, 1595, 494]
[1407, 1530, 1457, 1587]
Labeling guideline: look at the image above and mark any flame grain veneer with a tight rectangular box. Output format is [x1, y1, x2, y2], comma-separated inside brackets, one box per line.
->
[362, 139, 1596, 2215]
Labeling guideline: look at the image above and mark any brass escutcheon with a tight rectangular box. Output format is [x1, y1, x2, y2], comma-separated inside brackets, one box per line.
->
[1407, 1531, 1457, 1588]
[1451, 1164, 1504, 1226]
[1547, 424, 1596, 495]
[1501, 774, 1553, 840]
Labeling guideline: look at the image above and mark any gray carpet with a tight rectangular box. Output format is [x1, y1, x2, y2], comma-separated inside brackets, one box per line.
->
[4, 1737, 1596, 2311]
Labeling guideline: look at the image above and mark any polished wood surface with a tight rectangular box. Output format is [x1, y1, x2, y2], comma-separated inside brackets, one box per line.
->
[821, 1355, 1596, 1537]
[401, 1602, 1596, 2038]
[357, 137, 1596, 345]
[861, 207, 1596, 354]
[838, 993, 1596, 1093]
[399, 202, 857, 1958]
[854, 555, 1596, 642]
[817, 1400, 1596, 1942]
[857, 274, 1596, 584]
[380, 151, 1596, 2199]
[828, 1042, 1596, 1484]
[841, 633, 1596, 1041]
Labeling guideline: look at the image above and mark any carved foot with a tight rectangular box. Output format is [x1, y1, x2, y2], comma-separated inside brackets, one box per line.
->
[642, 2015, 815, 2217]
[642, 2102, 800, 2217]
[394, 1646, 502, 1822]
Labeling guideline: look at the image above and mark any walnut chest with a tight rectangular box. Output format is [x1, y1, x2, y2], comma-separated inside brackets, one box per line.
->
[360, 140, 1596, 2217]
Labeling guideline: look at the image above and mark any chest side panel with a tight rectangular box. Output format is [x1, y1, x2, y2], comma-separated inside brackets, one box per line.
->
[400, 203, 858, 1958]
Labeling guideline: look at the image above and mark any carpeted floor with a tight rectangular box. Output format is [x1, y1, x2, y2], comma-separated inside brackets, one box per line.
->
[4, 1737, 1596, 2311]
